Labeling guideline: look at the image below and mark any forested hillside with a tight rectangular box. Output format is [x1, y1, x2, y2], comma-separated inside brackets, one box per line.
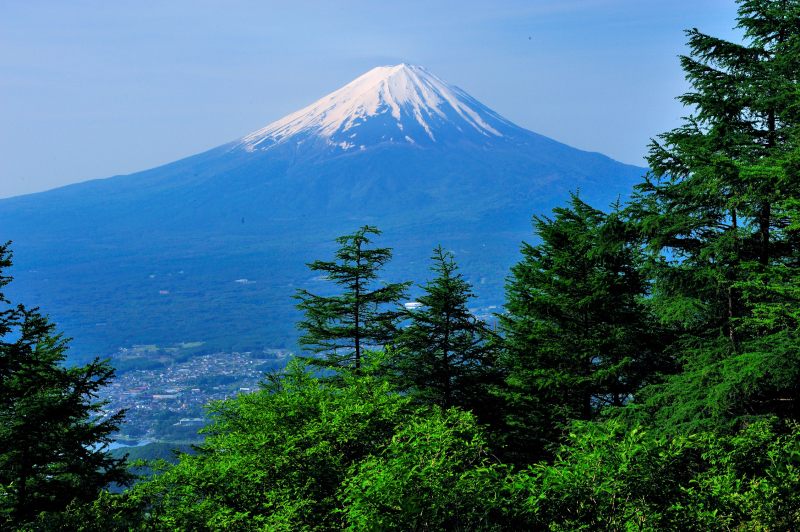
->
[5, 1, 800, 530]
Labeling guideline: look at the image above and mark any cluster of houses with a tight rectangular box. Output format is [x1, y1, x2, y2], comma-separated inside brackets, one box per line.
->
[97, 349, 290, 440]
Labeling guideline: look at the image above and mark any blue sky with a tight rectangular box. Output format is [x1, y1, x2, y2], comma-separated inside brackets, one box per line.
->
[1, 0, 741, 199]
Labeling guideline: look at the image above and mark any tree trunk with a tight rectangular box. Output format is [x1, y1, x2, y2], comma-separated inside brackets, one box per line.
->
[760, 109, 774, 267]
[354, 241, 361, 371]
[16, 449, 28, 522]
[443, 308, 451, 409]
[728, 207, 739, 353]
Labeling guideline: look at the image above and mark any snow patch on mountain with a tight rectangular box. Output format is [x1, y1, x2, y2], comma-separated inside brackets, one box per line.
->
[235, 64, 518, 152]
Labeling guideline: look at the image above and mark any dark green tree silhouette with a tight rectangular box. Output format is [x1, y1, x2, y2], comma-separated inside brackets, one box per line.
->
[627, 0, 800, 431]
[499, 196, 669, 460]
[392, 246, 497, 412]
[294, 226, 410, 371]
[0, 242, 131, 526]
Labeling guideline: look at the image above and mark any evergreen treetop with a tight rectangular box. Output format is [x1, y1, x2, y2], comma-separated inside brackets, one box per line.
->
[392, 246, 497, 411]
[499, 195, 669, 459]
[294, 226, 411, 371]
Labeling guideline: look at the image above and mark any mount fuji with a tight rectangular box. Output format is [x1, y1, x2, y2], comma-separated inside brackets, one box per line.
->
[0, 64, 645, 360]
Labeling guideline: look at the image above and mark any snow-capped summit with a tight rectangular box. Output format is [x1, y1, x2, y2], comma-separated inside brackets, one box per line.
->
[235, 64, 522, 153]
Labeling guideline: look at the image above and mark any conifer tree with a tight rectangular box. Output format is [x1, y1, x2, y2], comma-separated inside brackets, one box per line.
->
[499, 196, 669, 459]
[0, 242, 131, 526]
[295, 226, 411, 371]
[627, 0, 800, 430]
[391, 246, 497, 412]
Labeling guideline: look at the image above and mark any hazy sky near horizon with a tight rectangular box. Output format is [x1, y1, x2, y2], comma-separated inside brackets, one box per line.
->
[1, 0, 741, 199]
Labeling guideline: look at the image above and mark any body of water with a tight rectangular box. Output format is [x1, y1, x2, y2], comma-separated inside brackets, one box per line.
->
[106, 440, 152, 451]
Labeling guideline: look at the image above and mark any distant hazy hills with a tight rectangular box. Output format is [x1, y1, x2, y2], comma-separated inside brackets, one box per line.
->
[0, 65, 645, 361]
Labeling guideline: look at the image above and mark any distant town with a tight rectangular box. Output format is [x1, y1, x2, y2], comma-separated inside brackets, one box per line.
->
[99, 302, 501, 444]
[98, 344, 290, 443]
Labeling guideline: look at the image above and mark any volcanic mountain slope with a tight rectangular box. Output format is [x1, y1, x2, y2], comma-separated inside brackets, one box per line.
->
[0, 65, 645, 360]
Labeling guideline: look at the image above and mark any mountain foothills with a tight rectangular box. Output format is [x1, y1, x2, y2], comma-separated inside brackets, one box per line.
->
[0, 64, 643, 360]
[6, 1, 800, 530]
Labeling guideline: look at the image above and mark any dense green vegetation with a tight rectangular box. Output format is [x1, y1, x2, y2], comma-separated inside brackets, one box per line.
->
[0, 242, 131, 527]
[6, 1, 800, 529]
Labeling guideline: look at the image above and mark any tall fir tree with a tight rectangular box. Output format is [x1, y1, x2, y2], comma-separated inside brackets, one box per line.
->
[294, 226, 411, 372]
[627, 0, 800, 431]
[391, 246, 498, 413]
[0, 242, 132, 526]
[499, 196, 670, 460]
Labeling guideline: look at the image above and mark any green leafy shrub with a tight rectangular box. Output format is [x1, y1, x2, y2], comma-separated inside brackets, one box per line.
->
[341, 406, 505, 531]
[118, 357, 416, 531]
[507, 419, 800, 531]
